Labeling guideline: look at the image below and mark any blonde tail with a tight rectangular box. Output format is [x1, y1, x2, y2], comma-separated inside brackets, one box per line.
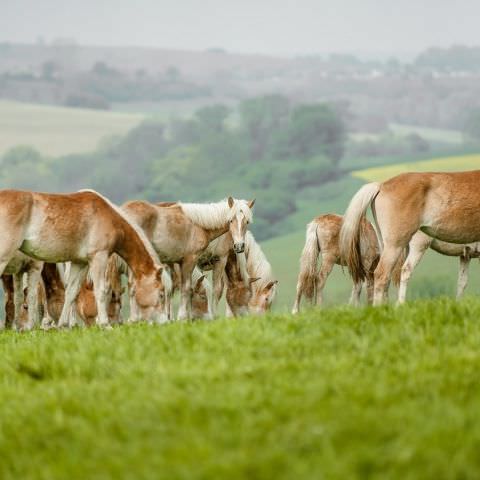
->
[339, 182, 380, 284]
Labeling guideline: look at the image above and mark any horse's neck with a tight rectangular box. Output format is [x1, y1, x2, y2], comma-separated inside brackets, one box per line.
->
[116, 223, 156, 277]
[205, 224, 230, 243]
[43, 265, 64, 296]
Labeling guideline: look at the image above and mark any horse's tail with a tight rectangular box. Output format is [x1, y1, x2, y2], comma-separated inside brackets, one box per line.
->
[340, 182, 380, 284]
[296, 221, 321, 302]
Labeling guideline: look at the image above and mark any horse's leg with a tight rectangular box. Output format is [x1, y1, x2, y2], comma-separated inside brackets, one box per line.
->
[315, 254, 335, 306]
[348, 281, 362, 306]
[58, 263, 87, 328]
[23, 262, 43, 330]
[89, 252, 111, 327]
[397, 243, 428, 305]
[211, 256, 228, 318]
[178, 256, 197, 320]
[12, 273, 23, 330]
[456, 255, 470, 299]
[1, 275, 14, 330]
[225, 300, 234, 318]
[373, 245, 404, 305]
[366, 273, 375, 305]
[127, 269, 139, 323]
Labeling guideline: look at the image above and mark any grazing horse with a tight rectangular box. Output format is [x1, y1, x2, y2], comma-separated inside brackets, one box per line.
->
[122, 197, 254, 320]
[396, 231, 480, 303]
[340, 171, 480, 305]
[241, 231, 277, 314]
[198, 230, 276, 316]
[0, 251, 43, 330]
[75, 254, 126, 326]
[292, 214, 379, 314]
[224, 250, 260, 317]
[0, 189, 168, 327]
[39, 263, 65, 328]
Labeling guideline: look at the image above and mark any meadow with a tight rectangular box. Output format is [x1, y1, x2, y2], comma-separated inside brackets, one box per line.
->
[0, 101, 144, 156]
[2, 298, 480, 479]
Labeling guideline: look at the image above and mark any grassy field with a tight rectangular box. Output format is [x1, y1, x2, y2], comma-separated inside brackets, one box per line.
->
[2, 299, 480, 479]
[0, 101, 144, 156]
[389, 123, 464, 144]
[352, 152, 480, 183]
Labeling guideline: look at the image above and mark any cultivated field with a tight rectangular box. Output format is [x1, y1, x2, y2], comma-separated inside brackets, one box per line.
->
[2, 298, 480, 479]
[352, 152, 480, 183]
[0, 101, 144, 156]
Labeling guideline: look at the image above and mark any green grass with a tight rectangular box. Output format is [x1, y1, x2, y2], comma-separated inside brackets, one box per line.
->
[2, 298, 480, 479]
[389, 123, 464, 144]
[0, 101, 145, 156]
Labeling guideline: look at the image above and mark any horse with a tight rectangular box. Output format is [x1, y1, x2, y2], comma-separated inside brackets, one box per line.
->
[122, 197, 254, 320]
[0, 251, 43, 330]
[0, 189, 169, 327]
[241, 231, 277, 314]
[396, 231, 480, 303]
[223, 250, 260, 317]
[75, 254, 126, 326]
[170, 265, 212, 320]
[39, 263, 65, 328]
[340, 171, 480, 305]
[292, 214, 379, 314]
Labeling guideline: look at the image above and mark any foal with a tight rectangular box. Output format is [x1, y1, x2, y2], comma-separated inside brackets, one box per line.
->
[0, 189, 168, 327]
[396, 231, 480, 303]
[292, 214, 379, 314]
[340, 171, 480, 304]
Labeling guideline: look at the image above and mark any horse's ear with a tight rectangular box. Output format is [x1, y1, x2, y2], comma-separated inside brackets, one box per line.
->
[195, 275, 206, 291]
[156, 267, 164, 282]
[248, 198, 256, 209]
[249, 277, 261, 285]
[228, 196, 234, 208]
[264, 280, 278, 291]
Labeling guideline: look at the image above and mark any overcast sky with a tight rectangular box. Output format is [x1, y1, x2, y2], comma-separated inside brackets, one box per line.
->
[1, 0, 479, 56]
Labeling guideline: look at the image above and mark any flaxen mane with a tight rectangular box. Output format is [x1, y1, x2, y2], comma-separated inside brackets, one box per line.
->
[179, 199, 253, 230]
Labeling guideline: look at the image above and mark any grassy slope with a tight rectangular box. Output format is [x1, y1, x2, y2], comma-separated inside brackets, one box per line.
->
[2, 299, 480, 479]
[0, 101, 144, 156]
[263, 152, 480, 311]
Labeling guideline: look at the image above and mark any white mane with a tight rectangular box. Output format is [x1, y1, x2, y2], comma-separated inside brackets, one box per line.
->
[179, 198, 253, 230]
[244, 231, 276, 295]
[79, 189, 162, 267]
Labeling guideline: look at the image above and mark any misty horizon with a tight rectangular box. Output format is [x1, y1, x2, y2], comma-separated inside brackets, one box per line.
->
[2, 0, 480, 57]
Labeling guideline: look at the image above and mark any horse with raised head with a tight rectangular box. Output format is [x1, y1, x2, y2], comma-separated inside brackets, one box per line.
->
[122, 197, 254, 320]
[292, 214, 379, 314]
[0, 189, 168, 328]
[340, 171, 480, 305]
[396, 231, 480, 303]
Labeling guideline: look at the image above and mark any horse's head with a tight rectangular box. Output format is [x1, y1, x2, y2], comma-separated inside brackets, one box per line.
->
[227, 197, 255, 254]
[249, 280, 278, 315]
[191, 274, 212, 320]
[226, 276, 260, 317]
[134, 267, 172, 323]
[108, 286, 125, 324]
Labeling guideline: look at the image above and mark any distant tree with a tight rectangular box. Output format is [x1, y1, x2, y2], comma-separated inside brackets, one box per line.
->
[195, 104, 230, 133]
[165, 66, 180, 82]
[41, 60, 58, 80]
[239, 95, 290, 161]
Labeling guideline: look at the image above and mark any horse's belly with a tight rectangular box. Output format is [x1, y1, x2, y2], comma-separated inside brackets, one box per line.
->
[20, 239, 85, 263]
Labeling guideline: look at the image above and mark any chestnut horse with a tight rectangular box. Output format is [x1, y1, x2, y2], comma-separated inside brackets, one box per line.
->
[0, 189, 168, 327]
[396, 231, 480, 303]
[122, 197, 254, 320]
[292, 214, 379, 314]
[340, 171, 480, 304]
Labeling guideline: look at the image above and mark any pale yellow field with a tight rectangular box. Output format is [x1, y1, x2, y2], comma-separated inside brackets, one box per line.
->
[352, 153, 480, 183]
[0, 101, 145, 157]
